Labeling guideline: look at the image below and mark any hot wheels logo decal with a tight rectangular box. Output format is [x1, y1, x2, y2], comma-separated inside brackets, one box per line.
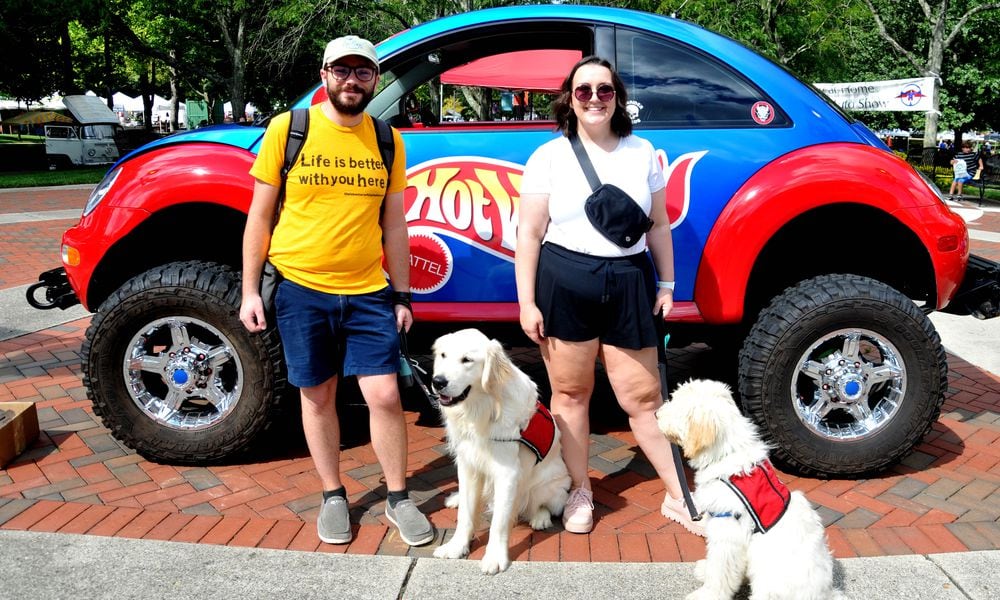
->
[404, 157, 521, 259]
[402, 151, 705, 289]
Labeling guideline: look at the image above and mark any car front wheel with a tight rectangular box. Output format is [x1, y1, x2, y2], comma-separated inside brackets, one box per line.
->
[82, 261, 288, 463]
[738, 274, 947, 477]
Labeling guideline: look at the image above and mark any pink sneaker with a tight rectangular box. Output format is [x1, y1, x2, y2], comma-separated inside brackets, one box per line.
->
[562, 487, 594, 533]
[661, 494, 705, 537]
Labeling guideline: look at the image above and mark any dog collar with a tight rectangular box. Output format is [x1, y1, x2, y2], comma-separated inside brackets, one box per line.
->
[708, 511, 738, 519]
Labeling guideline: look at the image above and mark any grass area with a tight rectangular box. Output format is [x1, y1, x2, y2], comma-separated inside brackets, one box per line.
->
[0, 167, 107, 189]
[0, 133, 43, 144]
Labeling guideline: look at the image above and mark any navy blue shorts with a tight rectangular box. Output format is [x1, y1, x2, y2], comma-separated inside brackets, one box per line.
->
[535, 243, 658, 350]
[274, 280, 400, 387]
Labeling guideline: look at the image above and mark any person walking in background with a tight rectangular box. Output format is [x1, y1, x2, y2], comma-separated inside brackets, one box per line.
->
[515, 55, 704, 536]
[949, 141, 984, 199]
[239, 35, 432, 547]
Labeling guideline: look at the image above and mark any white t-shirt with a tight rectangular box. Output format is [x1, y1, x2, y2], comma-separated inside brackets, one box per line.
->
[520, 134, 665, 257]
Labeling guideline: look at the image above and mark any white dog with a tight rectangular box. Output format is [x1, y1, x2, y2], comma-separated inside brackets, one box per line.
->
[430, 328, 571, 574]
[656, 379, 841, 600]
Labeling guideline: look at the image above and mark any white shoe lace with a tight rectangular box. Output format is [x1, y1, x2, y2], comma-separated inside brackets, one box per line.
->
[566, 488, 594, 515]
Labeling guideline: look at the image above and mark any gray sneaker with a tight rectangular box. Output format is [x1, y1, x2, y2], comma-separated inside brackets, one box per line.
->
[384, 498, 433, 546]
[317, 496, 352, 544]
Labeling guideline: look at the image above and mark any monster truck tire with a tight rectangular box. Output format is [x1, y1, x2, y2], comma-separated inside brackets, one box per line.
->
[83, 261, 288, 463]
[738, 274, 947, 477]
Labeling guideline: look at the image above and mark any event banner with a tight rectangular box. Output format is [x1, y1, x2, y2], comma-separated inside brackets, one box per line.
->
[813, 77, 935, 112]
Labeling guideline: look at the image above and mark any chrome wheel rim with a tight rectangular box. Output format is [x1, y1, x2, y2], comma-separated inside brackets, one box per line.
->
[792, 328, 906, 441]
[122, 316, 243, 431]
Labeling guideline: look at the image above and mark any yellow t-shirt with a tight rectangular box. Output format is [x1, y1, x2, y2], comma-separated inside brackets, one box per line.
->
[250, 105, 407, 294]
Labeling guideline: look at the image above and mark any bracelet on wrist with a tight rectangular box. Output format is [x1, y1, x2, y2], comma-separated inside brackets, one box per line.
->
[656, 281, 675, 290]
[392, 291, 412, 309]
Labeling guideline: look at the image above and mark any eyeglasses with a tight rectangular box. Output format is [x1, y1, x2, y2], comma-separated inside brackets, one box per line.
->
[325, 64, 376, 82]
[574, 83, 615, 103]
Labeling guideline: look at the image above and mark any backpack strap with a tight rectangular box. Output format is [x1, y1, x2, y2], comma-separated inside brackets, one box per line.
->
[372, 116, 396, 222]
[373, 116, 395, 183]
[273, 107, 310, 229]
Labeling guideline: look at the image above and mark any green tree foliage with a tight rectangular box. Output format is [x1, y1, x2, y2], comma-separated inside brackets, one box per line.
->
[0, 0, 75, 103]
[1, 0, 996, 140]
[862, 0, 1000, 158]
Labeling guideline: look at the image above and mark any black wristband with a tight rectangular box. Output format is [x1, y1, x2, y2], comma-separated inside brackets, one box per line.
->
[392, 291, 412, 310]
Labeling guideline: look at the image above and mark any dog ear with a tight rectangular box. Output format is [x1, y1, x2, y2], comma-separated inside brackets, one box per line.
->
[482, 340, 513, 412]
[685, 404, 718, 458]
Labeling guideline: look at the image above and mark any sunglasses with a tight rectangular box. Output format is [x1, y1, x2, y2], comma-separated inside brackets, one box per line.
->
[574, 83, 616, 103]
[325, 64, 376, 82]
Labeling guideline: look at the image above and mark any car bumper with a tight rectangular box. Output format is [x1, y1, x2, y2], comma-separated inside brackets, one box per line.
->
[941, 254, 1000, 319]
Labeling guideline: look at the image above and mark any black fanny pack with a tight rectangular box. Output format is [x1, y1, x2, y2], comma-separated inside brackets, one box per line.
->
[570, 134, 653, 248]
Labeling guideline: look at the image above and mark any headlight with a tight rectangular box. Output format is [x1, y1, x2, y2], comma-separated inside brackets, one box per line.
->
[83, 166, 122, 216]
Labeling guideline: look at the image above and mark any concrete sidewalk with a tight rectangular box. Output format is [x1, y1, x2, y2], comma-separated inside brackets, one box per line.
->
[2, 530, 997, 600]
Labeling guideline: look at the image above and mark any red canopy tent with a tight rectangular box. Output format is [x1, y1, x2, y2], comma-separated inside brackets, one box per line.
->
[440, 49, 583, 92]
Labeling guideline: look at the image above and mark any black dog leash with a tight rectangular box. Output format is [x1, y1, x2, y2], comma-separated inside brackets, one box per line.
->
[655, 310, 701, 521]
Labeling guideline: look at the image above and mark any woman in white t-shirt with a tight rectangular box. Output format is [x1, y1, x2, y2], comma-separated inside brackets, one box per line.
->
[515, 56, 702, 536]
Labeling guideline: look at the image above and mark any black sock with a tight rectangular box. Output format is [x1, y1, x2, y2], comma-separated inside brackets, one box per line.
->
[322, 487, 347, 502]
[387, 489, 408, 509]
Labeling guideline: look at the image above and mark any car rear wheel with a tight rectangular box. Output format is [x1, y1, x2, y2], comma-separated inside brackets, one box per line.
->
[738, 274, 947, 477]
[83, 261, 289, 463]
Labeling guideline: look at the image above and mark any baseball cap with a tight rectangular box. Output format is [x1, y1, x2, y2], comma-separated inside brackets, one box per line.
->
[322, 35, 378, 67]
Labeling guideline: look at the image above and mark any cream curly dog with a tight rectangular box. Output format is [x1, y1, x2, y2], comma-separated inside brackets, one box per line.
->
[656, 379, 842, 600]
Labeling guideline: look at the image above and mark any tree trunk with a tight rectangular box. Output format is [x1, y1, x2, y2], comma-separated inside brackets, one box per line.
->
[921, 9, 948, 166]
[104, 30, 114, 110]
[140, 63, 154, 131]
[58, 20, 78, 95]
[228, 14, 247, 122]
[169, 49, 180, 132]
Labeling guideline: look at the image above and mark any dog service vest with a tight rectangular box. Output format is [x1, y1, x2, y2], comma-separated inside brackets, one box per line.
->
[722, 459, 791, 534]
[519, 401, 556, 464]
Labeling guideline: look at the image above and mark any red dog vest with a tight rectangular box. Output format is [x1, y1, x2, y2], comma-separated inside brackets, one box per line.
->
[722, 460, 790, 533]
[519, 401, 556, 463]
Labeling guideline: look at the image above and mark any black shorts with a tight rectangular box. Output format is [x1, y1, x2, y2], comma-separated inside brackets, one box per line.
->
[535, 243, 658, 350]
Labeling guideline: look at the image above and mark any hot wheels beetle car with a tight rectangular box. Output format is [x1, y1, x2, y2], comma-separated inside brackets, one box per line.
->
[29, 4, 1000, 476]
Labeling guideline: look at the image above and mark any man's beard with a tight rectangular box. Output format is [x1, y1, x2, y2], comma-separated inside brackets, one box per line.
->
[326, 82, 373, 115]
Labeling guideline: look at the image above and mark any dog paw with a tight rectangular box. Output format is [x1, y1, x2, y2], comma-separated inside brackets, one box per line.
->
[433, 540, 469, 560]
[528, 507, 552, 530]
[444, 492, 459, 509]
[693, 559, 706, 582]
[684, 588, 715, 600]
[480, 547, 511, 575]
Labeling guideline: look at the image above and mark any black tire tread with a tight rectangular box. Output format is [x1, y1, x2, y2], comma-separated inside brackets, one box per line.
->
[738, 274, 947, 478]
[82, 260, 287, 464]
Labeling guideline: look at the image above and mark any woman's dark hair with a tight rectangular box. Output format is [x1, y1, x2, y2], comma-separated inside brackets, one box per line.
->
[552, 55, 632, 138]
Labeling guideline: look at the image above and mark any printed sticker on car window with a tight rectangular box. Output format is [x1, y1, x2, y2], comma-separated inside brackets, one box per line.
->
[627, 100, 644, 124]
[751, 101, 775, 125]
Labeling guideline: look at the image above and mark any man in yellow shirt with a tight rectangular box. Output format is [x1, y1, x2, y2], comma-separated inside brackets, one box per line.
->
[240, 35, 432, 546]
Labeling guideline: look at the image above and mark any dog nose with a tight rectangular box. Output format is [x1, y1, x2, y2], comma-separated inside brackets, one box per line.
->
[431, 375, 448, 391]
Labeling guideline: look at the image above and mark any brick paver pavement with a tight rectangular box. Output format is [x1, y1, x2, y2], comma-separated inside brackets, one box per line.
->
[2, 187, 999, 561]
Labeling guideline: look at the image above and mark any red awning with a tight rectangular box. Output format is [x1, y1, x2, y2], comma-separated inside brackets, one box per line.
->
[440, 49, 583, 92]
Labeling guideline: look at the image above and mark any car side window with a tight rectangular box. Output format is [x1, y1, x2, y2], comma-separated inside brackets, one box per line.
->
[616, 28, 788, 128]
[373, 24, 597, 129]
[379, 50, 578, 128]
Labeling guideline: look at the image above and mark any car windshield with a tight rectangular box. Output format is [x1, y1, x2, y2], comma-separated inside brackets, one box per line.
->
[81, 124, 117, 140]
